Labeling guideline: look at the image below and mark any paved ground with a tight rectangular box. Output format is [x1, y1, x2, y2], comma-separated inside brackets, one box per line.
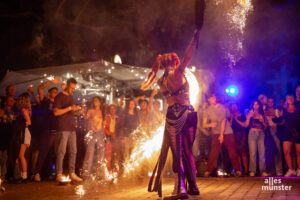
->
[1, 177, 300, 200]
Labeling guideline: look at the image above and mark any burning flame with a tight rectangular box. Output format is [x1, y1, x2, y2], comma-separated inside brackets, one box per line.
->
[185, 68, 200, 108]
[123, 125, 165, 175]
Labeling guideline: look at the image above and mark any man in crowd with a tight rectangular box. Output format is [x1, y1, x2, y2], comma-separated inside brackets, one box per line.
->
[54, 78, 82, 182]
[34, 78, 60, 181]
[202, 93, 241, 177]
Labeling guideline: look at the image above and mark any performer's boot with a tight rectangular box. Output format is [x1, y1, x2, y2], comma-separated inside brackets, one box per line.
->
[187, 170, 199, 196]
[163, 173, 188, 200]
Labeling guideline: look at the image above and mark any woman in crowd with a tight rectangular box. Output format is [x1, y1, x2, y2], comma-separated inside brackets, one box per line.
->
[281, 95, 300, 177]
[6, 93, 32, 182]
[144, 29, 200, 200]
[120, 99, 139, 165]
[235, 100, 268, 177]
[82, 96, 105, 178]
[230, 103, 249, 175]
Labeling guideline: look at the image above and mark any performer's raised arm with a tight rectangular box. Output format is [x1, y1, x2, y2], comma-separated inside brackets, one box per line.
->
[177, 29, 200, 73]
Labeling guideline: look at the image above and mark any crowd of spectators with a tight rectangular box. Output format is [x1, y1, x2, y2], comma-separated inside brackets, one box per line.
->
[0, 78, 299, 185]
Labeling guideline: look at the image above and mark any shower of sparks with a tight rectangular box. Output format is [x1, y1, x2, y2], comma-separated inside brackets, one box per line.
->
[216, 0, 253, 70]
[228, 0, 253, 34]
[123, 124, 165, 176]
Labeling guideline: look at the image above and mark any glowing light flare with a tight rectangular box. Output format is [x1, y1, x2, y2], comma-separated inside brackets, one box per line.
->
[226, 85, 238, 96]
[61, 175, 71, 182]
[185, 69, 200, 108]
[47, 76, 54, 81]
[75, 185, 86, 196]
[114, 54, 122, 64]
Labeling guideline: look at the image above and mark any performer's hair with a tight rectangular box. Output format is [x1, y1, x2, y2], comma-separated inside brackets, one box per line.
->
[160, 53, 180, 69]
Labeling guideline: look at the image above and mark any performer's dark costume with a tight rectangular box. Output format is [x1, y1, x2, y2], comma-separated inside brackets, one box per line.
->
[148, 75, 199, 199]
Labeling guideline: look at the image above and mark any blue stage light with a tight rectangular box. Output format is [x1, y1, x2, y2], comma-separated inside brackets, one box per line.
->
[226, 85, 238, 96]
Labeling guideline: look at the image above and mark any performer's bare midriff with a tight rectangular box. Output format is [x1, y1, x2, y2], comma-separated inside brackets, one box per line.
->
[158, 70, 190, 106]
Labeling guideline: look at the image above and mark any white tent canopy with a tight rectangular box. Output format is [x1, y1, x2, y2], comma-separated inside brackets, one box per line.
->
[0, 60, 157, 100]
[0, 60, 214, 105]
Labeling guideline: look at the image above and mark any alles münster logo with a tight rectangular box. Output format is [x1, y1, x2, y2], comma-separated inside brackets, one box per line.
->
[262, 177, 292, 191]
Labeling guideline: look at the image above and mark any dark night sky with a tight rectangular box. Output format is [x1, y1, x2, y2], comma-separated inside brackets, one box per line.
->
[0, 0, 300, 106]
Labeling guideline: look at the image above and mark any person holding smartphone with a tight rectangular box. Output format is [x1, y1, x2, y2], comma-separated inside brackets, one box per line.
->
[235, 100, 268, 177]
[54, 78, 82, 182]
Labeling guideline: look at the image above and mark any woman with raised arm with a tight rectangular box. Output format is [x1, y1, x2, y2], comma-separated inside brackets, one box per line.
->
[143, 29, 200, 200]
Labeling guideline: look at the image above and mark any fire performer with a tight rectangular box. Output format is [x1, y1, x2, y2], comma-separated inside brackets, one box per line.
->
[143, 30, 202, 200]
[144, 0, 205, 198]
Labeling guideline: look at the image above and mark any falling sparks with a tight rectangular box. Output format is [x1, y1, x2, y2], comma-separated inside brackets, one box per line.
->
[75, 185, 86, 196]
[228, 0, 253, 34]
[84, 130, 94, 144]
[123, 124, 165, 176]
[215, 0, 253, 70]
